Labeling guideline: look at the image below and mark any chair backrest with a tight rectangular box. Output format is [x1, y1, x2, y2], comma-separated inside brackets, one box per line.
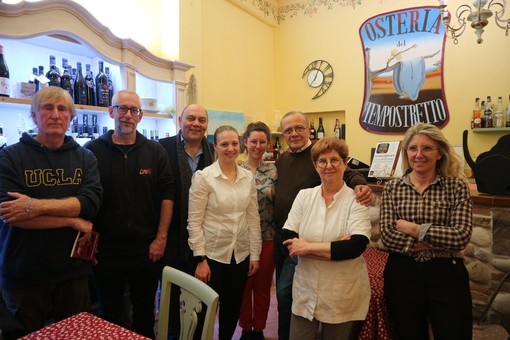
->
[156, 266, 219, 340]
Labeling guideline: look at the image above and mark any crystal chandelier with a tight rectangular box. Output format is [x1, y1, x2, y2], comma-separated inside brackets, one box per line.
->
[438, 0, 510, 44]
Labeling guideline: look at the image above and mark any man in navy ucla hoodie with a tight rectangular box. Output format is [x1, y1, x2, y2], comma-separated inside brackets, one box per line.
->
[0, 87, 103, 334]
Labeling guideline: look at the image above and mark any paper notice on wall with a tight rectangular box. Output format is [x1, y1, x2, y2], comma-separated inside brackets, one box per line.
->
[368, 141, 403, 179]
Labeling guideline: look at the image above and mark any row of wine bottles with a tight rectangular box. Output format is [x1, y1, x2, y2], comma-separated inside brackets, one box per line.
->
[309, 117, 343, 140]
[471, 95, 510, 129]
[35, 56, 114, 107]
[70, 113, 166, 141]
[0, 44, 114, 107]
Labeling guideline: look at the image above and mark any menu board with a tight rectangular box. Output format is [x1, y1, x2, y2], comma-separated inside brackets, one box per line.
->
[368, 141, 403, 179]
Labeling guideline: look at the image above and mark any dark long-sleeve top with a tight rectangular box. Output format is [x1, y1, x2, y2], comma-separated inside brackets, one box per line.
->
[380, 172, 473, 262]
[0, 133, 103, 289]
[85, 130, 174, 261]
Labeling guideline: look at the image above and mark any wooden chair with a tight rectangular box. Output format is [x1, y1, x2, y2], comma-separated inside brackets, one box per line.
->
[156, 266, 219, 340]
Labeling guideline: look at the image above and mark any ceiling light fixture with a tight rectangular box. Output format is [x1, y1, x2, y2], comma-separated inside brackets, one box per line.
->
[438, 0, 510, 44]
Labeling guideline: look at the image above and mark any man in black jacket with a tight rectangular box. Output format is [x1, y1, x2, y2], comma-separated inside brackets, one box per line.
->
[159, 104, 214, 339]
[85, 90, 174, 338]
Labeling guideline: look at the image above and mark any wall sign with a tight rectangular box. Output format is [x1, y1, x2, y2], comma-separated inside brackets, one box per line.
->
[359, 6, 448, 134]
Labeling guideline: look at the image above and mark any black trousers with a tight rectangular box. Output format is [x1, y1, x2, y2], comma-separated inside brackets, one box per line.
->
[384, 253, 472, 340]
[208, 255, 249, 340]
[94, 258, 160, 339]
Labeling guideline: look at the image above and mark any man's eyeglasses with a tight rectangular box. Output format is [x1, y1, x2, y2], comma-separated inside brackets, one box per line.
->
[315, 158, 342, 168]
[406, 146, 437, 154]
[113, 105, 142, 116]
[282, 126, 307, 136]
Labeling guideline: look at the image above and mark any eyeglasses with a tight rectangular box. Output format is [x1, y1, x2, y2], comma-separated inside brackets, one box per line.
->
[113, 105, 142, 116]
[406, 146, 438, 154]
[282, 126, 307, 136]
[315, 158, 342, 168]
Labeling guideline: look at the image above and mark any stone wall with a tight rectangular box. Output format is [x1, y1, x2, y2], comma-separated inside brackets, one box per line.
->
[368, 194, 510, 330]
[466, 206, 510, 328]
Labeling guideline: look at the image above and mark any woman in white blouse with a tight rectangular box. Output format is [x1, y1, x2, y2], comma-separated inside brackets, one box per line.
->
[282, 137, 371, 340]
[187, 125, 261, 340]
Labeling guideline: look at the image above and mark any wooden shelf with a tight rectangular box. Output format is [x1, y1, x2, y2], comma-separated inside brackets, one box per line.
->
[472, 128, 510, 133]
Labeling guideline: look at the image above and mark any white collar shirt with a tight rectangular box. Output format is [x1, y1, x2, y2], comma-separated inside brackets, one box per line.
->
[283, 184, 371, 323]
[187, 161, 262, 264]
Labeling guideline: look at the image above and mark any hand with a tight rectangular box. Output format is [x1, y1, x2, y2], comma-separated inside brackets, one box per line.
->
[395, 219, 420, 238]
[414, 241, 434, 252]
[71, 218, 93, 234]
[0, 192, 35, 223]
[195, 260, 211, 283]
[148, 235, 167, 262]
[354, 185, 372, 206]
[248, 261, 259, 277]
[283, 237, 309, 256]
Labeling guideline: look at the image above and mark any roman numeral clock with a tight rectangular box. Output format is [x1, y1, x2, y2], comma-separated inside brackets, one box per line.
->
[302, 60, 334, 99]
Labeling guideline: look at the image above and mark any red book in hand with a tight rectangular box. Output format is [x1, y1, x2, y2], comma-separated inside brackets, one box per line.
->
[70, 231, 100, 262]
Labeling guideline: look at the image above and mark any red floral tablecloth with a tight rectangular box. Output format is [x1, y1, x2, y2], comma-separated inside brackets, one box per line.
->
[354, 246, 397, 340]
[19, 312, 150, 340]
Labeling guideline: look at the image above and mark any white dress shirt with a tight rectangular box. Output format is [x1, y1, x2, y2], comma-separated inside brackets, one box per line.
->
[187, 161, 262, 264]
[283, 184, 371, 323]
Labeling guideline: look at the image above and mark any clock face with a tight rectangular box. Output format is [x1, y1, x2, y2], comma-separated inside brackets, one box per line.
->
[302, 60, 334, 99]
[307, 70, 324, 88]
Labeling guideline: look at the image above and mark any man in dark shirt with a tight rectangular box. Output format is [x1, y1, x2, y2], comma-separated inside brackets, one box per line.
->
[159, 104, 214, 339]
[274, 111, 372, 340]
[85, 90, 174, 338]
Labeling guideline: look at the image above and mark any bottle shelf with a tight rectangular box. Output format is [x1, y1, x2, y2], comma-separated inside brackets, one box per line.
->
[472, 127, 510, 133]
[0, 96, 171, 119]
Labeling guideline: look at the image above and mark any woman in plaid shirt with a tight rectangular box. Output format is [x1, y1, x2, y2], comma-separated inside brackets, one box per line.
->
[380, 123, 473, 340]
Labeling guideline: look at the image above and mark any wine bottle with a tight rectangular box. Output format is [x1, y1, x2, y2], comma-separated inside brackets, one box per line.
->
[47, 55, 61, 87]
[483, 96, 493, 128]
[95, 61, 109, 107]
[70, 116, 79, 139]
[60, 58, 73, 98]
[333, 118, 341, 138]
[38, 65, 49, 89]
[46, 55, 60, 77]
[317, 117, 325, 139]
[92, 114, 99, 139]
[273, 137, 281, 160]
[494, 96, 504, 128]
[105, 66, 114, 105]
[83, 114, 90, 138]
[0, 44, 10, 98]
[472, 97, 481, 129]
[85, 64, 95, 106]
[31, 67, 40, 93]
[309, 120, 317, 140]
[74, 62, 88, 105]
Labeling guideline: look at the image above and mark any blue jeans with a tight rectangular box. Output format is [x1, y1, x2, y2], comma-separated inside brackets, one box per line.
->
[274, 232, 297, 340]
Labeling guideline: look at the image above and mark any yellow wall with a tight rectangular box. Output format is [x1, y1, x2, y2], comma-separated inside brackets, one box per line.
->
[273, 0, 510, 163]
[71, 0, 510, 164]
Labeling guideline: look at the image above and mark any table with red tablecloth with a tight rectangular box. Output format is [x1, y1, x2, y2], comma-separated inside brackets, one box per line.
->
[19, 312, 150, 339]
[353, 246, 397, 340]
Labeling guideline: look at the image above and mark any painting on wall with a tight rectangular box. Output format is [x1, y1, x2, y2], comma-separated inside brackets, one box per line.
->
[359, 6, 448, 134]
[207, 110, 245, 143]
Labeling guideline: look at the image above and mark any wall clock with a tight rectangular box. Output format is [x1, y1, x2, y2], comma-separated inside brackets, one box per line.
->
[302, 60, 334, 99]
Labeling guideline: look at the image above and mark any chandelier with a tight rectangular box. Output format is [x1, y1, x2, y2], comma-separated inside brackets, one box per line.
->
[438, 0, 510, 44]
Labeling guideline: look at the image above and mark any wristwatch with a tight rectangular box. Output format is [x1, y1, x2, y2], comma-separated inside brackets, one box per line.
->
[193, 255, 206, 264]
